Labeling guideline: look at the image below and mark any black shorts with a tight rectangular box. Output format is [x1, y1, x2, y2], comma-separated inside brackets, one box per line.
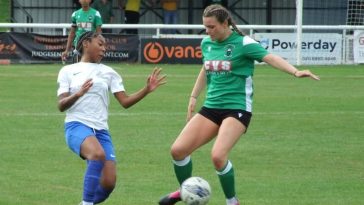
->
[198, 106, 252, 129]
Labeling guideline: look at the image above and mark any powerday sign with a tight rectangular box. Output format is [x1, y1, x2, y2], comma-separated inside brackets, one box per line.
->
[255, 33, 342, 65]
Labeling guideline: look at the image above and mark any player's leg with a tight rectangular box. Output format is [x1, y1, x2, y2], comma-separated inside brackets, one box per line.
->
[80, 137, 106, 205]
[93, 129, 116, 204]
[65, 122, 105, 205]
[212, 113, 250, 205]
[94, 161, 116, 204]
[171, 113, 219, 183]
[159, 113, 219, 205]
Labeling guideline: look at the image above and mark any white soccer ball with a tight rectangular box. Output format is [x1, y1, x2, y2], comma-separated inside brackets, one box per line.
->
[180, 176, 211, 205]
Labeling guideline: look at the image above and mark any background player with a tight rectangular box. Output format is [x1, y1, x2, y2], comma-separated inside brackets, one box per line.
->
[61, 0, 103, 63]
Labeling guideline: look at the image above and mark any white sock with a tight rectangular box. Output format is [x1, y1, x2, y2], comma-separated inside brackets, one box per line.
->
[82, 201, 93, 205]
[226, 197, 239, 205]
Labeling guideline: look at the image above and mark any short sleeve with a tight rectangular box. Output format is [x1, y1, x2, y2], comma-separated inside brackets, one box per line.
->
[71, 11, 77, 26]
[57, 68, 70, 96]
[95, 11, 103, 27]
[109, 72, 125, 93]
[242, 36, 269, 62]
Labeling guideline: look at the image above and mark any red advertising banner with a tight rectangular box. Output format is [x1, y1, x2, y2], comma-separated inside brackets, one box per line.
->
[0, 32, 139, 64]
[141, 38, 203, 64]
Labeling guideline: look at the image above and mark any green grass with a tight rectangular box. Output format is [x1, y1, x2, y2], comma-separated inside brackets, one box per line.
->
[0, 63, 363, 205]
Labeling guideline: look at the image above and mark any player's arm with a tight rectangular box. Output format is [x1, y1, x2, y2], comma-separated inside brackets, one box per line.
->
[113, 90, 148, 109]
[96, 26, 102, 34]
[94, 10, 103, 33]
[62, 26, 76, 61]
[262, 53, 320, 80]
[187, 66, 206, 121]
[57, 79, 93, 112]
[190, 66, 206, 99]
[114, 67, 166, 109]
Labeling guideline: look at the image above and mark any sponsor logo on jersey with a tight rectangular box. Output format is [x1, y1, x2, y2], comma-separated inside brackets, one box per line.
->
[77, 22, 92, 29]
[204, 60, 231, 72]
[224, 44, 235, 58]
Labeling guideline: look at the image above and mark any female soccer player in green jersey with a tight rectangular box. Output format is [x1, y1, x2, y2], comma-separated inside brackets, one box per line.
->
[61, 0, 103, 63]
[159, 4, 320, 205]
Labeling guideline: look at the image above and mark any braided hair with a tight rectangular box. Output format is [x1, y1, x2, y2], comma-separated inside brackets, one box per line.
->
[75, 31, 101, 56]
[203, 4, 245, 36]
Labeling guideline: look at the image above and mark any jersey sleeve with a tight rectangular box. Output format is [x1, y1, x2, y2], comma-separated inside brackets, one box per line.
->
[95, 11, 103, 27]
[109, 71, 125, 93]
[200, 37, 209, 63]
[57, 67, 70, 96]
[71, 11, 77, 27]
[242, 36, 269, 62]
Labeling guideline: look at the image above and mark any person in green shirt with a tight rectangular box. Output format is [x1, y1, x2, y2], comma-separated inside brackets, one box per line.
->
[158, 4, 320, 205]
[91, 0, 114, 33]
[62, 0, 103, 63]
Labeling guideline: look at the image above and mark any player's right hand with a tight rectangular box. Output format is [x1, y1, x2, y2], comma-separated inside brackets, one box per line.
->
[61, 51, 69, 61]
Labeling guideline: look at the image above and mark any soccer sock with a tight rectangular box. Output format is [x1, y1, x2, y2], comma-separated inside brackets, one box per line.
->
[83, 160, 104, 203]
[93, 184, 113, 204]
[216, 160, 236, 199]
[226, 197, 239, 204]
[173, 156, 192, 185]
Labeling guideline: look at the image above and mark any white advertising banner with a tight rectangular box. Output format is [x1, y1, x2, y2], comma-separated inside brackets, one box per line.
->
[254, 33, 342, 65]
[353, 30, 364, 64]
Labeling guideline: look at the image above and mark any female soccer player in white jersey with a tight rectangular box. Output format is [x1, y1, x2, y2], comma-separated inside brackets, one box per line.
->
[158, 4, 319, 205]
[57, 31, 166, 205]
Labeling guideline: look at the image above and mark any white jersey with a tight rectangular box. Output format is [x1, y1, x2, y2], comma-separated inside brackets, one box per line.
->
[57, 62, 125, 130]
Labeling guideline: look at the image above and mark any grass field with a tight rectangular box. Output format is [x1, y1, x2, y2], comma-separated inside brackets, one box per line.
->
[0, 63, 363, 205]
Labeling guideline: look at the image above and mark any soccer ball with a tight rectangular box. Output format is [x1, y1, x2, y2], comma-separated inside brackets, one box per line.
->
[180, 176, 211, 205]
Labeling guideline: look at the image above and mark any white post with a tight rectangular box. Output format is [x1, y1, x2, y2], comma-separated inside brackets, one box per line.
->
[296, 0, 303, 66]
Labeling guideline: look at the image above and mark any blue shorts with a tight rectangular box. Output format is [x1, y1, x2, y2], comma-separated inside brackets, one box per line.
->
[64, 121, 116, 161]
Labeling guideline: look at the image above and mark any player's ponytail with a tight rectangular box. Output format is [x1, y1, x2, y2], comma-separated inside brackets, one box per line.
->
[203, 4, 246, 36]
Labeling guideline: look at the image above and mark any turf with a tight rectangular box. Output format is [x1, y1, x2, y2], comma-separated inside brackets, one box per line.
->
[0, 63, 363, 205]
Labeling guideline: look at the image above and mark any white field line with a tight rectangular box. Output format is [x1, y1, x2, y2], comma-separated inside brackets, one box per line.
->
[1, 72, 364, 79]
[1, 111, 363, 117]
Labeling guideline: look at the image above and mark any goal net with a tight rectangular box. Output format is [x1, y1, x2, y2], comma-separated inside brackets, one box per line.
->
[346, 0, 364, 25]
[346, 0, 364, 63]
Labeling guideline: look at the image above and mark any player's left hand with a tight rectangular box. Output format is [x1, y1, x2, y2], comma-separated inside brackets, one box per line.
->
[294, 70, 320, 80]
[146, 67, 167, 92]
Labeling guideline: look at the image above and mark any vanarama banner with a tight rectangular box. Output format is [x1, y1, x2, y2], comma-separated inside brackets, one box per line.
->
[141, 38, 202, 64]
[0, 32, 139, 64]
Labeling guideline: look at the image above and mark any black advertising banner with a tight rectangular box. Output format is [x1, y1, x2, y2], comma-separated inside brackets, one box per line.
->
[102, 34, 139, 63]
[0, 32, 139, 64]
[141, 38, 203, 64]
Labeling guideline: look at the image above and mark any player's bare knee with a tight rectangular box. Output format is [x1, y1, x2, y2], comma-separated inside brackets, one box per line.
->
[211, 152, 226, 170]
[88, 150, 106, 161]
[170, 145, 187, 160]
[102, 177, 116, 190]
